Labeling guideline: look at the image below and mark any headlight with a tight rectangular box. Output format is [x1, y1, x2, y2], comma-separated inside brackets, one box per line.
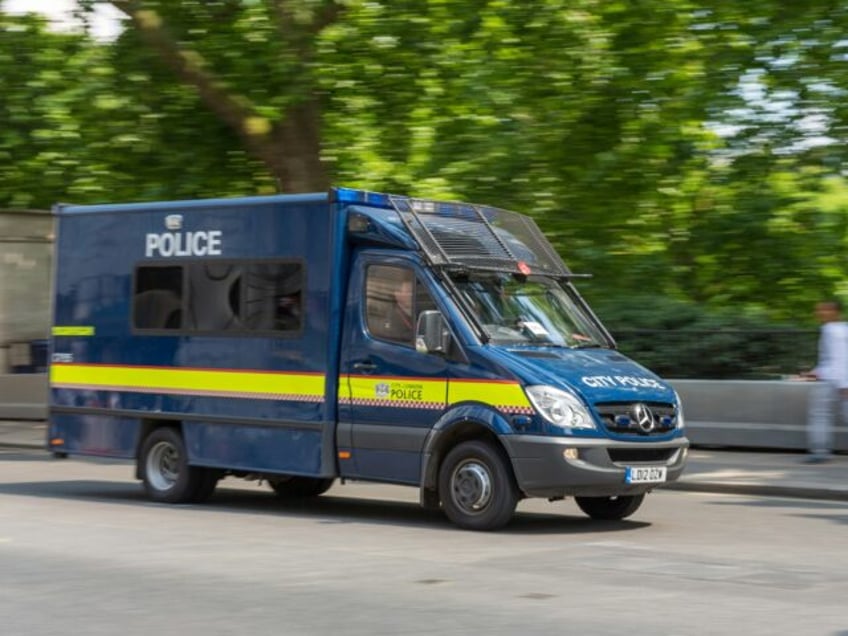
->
[674, 391, 685, 429]
[525, 385, 595, 429]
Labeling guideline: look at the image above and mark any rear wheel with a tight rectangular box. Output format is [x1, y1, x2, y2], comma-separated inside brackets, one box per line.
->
[139, 427, 205, 503]
[268, 476, 335, 498]
[575, 494, 645, 520]
[438, 440, 518, 531]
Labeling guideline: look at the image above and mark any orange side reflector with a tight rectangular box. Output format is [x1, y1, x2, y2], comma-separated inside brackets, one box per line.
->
[338, 450, 351, 460]
[50, 438, 64, 446]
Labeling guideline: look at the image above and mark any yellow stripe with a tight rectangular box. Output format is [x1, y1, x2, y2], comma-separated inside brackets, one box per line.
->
[52, 326, 95, 336]
[448, 379, 531, 408]
[55, 365, 532, 409]
[51, 364, 325, 398]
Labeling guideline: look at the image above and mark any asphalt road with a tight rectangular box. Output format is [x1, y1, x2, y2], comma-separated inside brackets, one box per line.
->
[2, 448, 847, 636]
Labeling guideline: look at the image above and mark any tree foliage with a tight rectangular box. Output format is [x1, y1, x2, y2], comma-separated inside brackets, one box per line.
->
[3, 0, 848, 330]
[0, 11, 270, 208]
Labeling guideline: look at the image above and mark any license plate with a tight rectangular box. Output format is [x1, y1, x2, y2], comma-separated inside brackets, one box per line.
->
[625, 466, 667, 484]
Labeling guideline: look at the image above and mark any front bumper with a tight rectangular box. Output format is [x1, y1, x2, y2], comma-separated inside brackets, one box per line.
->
[501, 434, 689, 498]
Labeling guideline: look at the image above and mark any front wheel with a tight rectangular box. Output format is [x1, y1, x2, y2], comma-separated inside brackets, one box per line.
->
[139, 427, 205, 503]
[575, 494, 645, 520]
[438, 440, 518, 531]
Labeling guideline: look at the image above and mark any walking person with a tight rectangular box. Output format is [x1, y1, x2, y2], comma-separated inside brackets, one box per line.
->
[800, 299, 848, 463]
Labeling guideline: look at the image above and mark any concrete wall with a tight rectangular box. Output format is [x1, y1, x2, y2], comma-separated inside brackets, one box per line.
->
[1, 376, 846, 451]
[671, 379, 847, 451]
[0, 373, 47, 420]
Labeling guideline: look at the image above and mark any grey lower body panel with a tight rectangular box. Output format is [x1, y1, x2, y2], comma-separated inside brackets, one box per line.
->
[501, 435, 689, 498]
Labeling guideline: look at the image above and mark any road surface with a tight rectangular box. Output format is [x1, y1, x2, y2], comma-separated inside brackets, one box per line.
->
[1, 449, 847, 635]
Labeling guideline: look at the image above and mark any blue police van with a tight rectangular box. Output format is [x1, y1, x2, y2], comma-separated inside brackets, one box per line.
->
[48, 187, 688, 530]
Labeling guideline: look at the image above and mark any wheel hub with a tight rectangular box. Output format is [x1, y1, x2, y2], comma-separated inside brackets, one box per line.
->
[147, 440, 179, 491]
[451, 461, 492, 513]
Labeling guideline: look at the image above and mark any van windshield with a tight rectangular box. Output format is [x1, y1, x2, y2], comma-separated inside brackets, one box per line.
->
[451, 274, 610, 348]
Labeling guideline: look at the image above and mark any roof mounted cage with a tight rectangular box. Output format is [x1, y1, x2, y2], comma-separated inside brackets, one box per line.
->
[388, 195, 572, 278]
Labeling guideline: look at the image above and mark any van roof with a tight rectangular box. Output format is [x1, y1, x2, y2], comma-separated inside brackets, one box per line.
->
[54, 191, 329, 215]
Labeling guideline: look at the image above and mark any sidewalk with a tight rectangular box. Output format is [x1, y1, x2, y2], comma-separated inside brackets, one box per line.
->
[666, 447, 848, 502]
[1, 420, 846, 501]
[0, 419, 47, 450]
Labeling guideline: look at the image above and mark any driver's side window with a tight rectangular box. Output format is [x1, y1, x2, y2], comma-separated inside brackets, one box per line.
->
[365, 265, 435, 347]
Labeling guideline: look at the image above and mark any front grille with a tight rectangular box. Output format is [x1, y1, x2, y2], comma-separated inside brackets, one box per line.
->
[608, 448, 678, 463]
[595, 401, 678, 437]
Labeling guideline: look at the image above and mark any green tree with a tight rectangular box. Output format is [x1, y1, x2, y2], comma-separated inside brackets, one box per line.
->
[7, 0, 848, 326]
[0, 10, 270, 209]
[0, 12, 102, 209]
[105, 0, 334, 192]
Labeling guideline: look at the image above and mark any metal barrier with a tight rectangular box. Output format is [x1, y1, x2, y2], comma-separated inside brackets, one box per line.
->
[1, 375, 845, 451]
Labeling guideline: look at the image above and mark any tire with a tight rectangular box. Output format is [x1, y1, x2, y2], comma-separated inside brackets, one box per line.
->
[575, 494, 645, 520]
[268, 476, 335, 499]
[139, 427, 205, 503]
[438, 440, 518, 531]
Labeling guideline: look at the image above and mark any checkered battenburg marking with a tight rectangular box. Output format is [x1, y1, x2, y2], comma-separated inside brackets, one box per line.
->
[339, 396, 534, 414]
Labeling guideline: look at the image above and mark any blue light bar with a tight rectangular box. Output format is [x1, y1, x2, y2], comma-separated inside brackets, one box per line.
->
[333, 187, 392, 209]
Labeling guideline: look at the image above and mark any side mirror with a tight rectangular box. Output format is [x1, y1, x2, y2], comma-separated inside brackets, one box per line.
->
[416, 310, 448, 354]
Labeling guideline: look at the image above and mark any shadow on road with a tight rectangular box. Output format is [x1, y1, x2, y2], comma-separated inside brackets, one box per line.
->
[0, 477, 651, 534]
[705, 496, 848, 527]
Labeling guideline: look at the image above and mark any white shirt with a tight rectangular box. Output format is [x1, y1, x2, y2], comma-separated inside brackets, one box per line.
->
[814, 321, 848, 388]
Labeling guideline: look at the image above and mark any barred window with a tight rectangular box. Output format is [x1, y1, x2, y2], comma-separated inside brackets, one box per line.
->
[133, 266, 183, 330]
[133, 260, 303, 334]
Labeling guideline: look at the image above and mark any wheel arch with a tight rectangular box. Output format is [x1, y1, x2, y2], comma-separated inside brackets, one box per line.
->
[419, 403, 517, 500]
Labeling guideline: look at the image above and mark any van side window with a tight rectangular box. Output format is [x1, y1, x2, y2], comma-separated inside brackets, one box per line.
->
[243, 262, 303, 332]
[133, 266, 184, 329]
[186, 263, 242, 331]
[365, 265, 435, 346]
[133, 260, 303, 334]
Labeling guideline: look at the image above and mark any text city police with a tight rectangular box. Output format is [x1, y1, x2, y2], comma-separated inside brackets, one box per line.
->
[581, 375, 665, 389]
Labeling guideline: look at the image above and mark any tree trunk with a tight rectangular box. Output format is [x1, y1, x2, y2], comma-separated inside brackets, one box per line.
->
[110, 1, 329, 193]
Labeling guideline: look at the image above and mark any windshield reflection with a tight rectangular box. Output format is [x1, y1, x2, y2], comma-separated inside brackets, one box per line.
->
[452, 274, 610, 348]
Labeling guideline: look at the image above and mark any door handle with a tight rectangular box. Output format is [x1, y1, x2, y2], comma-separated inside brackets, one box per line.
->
[352, 361, 377, 372]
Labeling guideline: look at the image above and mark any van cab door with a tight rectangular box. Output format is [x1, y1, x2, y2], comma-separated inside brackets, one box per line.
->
[338, 258, 448, 483]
